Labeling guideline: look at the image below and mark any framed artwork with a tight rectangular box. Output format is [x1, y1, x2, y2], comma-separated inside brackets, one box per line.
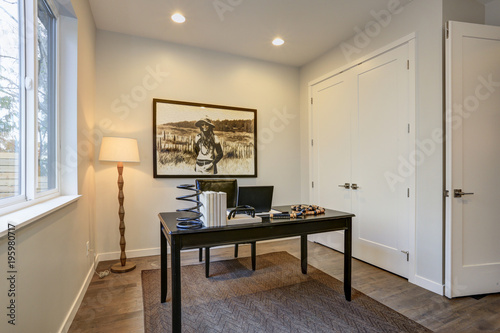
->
[153, 99, 257, 178]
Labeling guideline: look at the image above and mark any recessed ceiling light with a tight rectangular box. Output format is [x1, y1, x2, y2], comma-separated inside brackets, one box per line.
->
[272, 37, 285, 46]
[171, 13, 186, 23]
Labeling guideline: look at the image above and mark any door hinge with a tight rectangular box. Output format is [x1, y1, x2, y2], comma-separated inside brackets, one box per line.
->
[408, 123, 410, 133]
[312, 181, 314, 188]
[445, 22, 449, 39]
[407, 60, 409, 70]
[444, 190, 449, 198]
[407, 188, 410, 197]
[311, 139, 314, 146]
[311, 97, 313, 105]
[401, 250, 409, 261]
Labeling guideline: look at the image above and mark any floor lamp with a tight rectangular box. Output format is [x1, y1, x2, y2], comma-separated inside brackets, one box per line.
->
[99, 137, 140, 273]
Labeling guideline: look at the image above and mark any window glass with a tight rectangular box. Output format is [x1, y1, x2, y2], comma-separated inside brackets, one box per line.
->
[36, 0, 57, 193]
[0, 0, 22, 199]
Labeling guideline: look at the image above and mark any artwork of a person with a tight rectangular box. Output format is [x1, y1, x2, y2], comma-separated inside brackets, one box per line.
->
[194, 117, 223, 174]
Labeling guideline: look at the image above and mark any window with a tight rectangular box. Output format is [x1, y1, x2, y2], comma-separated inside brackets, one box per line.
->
[37, 0, 57, 193]
[0, 0, 23, 202]
[0, 0, 59, 211]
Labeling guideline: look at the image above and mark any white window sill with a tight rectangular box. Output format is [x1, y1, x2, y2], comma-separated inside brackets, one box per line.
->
[0, 195, 81, 239]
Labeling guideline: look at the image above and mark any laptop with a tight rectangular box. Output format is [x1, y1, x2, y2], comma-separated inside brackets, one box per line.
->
[236, 186, 274, 214]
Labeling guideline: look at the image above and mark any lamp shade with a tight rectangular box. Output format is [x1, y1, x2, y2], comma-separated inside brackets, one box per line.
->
[99, 137, 140, 162]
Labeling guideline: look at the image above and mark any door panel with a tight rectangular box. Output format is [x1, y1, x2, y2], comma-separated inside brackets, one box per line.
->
[310, 42, 413, 279]
[446, 21, 500, 297]
[353, 44, 410, 278]
[309, 73, 354, 251]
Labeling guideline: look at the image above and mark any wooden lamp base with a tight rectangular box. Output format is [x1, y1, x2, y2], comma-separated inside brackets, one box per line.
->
[111, 261, 136, 273]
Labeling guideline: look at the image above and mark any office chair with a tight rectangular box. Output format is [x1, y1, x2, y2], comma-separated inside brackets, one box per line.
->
[196, 179, 256, 277]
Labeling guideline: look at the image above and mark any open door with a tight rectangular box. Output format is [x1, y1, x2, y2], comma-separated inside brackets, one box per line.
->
[445, 21, 500, 298]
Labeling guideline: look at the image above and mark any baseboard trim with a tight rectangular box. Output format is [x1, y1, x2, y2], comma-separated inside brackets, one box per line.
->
[413, 274, 443, 295]
[96, 247, 161, 262]
[58, 261, 95, 333]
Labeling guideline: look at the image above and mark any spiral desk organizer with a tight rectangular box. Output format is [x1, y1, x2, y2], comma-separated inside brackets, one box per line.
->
[176, 184, 203, 229]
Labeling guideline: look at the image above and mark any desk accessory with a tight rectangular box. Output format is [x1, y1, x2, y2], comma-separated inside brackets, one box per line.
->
[227, 205, 256, 219]
[291, 204, 326, 215]
[226, 206, 261, 225]
[199, 191, 227, 227]
[226, 214, 262, 225]
[175, 184, 203, 229]
[269, 212, 302, 219]
[99, 137, 140, 273]
[269, 204, 325, 219]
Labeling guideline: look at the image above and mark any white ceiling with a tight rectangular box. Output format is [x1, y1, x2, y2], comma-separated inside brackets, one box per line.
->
[88, 0, 486, 67]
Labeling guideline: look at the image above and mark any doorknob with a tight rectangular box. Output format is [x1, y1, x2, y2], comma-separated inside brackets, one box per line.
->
[454, 189, 474, 198]
[351, 183, 359, 190]
[338, 183, 350, 189]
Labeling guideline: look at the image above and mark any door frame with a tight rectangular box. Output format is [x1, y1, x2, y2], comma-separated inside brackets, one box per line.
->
[444, 20, 500, 298]
[308, 33, 417, 285]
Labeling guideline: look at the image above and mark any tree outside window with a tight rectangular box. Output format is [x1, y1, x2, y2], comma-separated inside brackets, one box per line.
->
[0, 0, 58, 204]
[0, 0, 22, 199]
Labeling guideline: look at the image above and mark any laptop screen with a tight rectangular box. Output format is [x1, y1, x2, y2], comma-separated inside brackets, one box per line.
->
[237, 186, 274, 213]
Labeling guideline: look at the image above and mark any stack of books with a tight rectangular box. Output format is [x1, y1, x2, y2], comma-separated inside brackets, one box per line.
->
[199, 191, 227, 227]
[199, 191, 263, 227]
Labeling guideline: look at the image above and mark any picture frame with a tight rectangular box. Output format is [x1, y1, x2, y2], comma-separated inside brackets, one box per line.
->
[153, 99, 257, 178]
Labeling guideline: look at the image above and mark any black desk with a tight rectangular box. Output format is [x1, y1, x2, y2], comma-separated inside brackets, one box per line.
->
[159, 205, 354, 333]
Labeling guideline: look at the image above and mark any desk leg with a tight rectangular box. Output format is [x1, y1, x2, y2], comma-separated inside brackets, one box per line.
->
[251, 242, 256, 271]
[205, 247, 210, 278]
[171, 237, 182, 332]
[344, 220, 352, 301]
[301, 235, 307, 274]
[160, 226, 168, 303]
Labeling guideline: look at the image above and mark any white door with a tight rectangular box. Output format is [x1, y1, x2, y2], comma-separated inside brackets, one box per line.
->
[309, 72, 355, 251]
[445, 21, 500, 298]
[310, 41, 414, 279]
[353, 43, 411, 278]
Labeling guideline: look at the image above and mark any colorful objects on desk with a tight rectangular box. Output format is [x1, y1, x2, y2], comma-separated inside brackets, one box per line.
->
[270, 204, 326, 219]
[292, 204, 326, 215]
[176, 184, 203, 229]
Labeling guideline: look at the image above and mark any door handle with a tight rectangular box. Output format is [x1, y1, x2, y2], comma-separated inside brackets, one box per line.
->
[351, 183, 359, 190]
[454, 189, 474, 198]
[338, 183, 350, 189]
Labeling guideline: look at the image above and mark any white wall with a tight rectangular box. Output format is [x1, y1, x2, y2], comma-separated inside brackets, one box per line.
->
[299, 0, 444, 292]
[0, 0, 96, 332]
[94, 31, 300, 257]
[485, 0, 500, 25]
[443, 0, 484, 24]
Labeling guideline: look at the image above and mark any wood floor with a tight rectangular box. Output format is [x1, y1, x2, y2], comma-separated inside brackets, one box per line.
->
[68, 239, 500, 332]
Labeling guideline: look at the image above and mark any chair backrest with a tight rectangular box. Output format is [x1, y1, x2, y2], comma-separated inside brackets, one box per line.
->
[195, 179, 238, 208]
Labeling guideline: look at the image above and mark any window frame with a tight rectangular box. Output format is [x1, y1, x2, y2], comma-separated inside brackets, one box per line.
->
[34, 0, 59, 197]
[0, 0, 61, 214]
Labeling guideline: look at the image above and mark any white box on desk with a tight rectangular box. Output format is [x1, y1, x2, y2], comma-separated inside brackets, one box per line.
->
[226, 214, 262, 225]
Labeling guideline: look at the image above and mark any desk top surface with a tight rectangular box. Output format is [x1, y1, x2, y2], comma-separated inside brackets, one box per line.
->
[159, 205, 354, 235]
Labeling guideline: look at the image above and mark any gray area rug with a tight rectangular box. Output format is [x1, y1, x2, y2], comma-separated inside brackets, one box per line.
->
[142, 251, 431, 332]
